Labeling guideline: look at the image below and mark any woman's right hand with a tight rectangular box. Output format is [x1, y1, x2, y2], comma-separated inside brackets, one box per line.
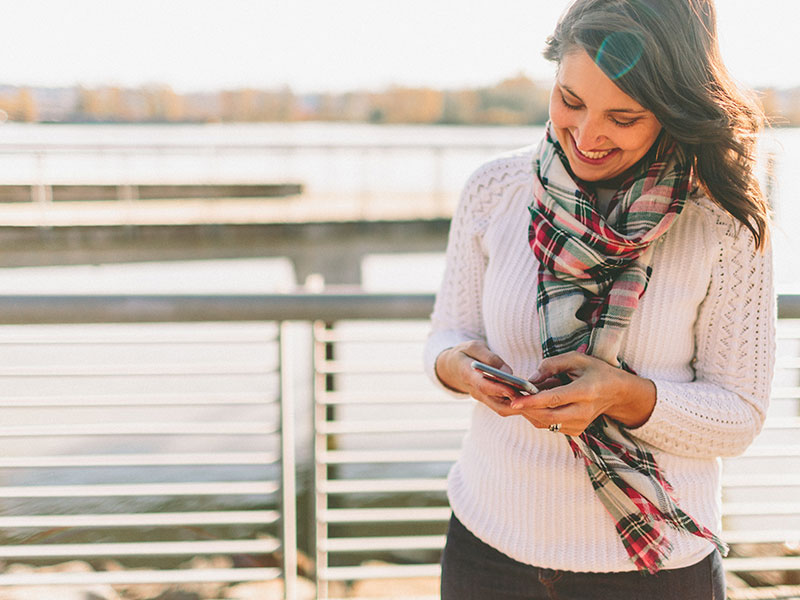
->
[434, 340, 524, 417]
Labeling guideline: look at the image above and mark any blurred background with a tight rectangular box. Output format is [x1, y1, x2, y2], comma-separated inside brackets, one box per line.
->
[0, 1, 798, 599]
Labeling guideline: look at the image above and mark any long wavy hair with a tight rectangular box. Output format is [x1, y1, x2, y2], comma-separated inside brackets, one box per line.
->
[544, 0, 770, 249]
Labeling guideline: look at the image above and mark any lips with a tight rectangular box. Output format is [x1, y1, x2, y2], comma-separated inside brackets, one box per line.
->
[569, 133, 619, 165]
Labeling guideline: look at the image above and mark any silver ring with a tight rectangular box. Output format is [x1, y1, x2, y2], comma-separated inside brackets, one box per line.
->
[548, 423, 562, 433]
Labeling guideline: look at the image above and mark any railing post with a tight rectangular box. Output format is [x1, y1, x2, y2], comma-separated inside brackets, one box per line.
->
[312, 320, 329, 600]
[279, 322, 298, 600]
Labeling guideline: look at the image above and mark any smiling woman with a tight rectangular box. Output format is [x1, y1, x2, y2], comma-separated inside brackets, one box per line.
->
[426, 0, 776, 598]
[548, 50, 663, 184]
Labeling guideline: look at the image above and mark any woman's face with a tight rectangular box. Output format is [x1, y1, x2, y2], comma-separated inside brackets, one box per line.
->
[549, 48, 663, 184]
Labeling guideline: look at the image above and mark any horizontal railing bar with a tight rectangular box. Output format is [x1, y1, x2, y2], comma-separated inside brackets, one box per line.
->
[319, 420, 469, 435]
[762, 418, 800, 429]
[0, 293, 796, 325]
[723, 473, 800, 487]
[320, 507, 451, 523]
[0, 334, 276, 345]
[0, 481, 278, 497]
[723, 502, 800, 516]
[0, 392, 276, 408]
[0, 363, 274, 377]
[0, 539, 280, 559]
[0, 451, 278, 468]
[321, 535, 446, 553]
[320, 449, 461, 464]
[0, 510, 279, 528]
[724, 556, 800, 572]
[777, 358, 800, 369]
[723, 529, 800, 544]
[0, 567, 281, 586]
[737, 446, 800, 458]
[320, 563, 441, 582]
[0, 142, 509, 153]
[321, 478, 448, 494]
[0, 422, 278, 437]
[0, 294, 436, 324]
[316, 360, 425, 375]
[319, 391, 469, 405]
[313, 325, 428, 341]
[771, 387, 800, 398]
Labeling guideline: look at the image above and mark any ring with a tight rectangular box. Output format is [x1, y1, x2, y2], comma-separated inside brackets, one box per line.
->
[548, 423, 562, 433]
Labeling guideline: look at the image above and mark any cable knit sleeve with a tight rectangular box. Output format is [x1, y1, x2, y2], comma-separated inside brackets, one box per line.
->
[628, 207, 776, 458]
[423, 160, 500, 395]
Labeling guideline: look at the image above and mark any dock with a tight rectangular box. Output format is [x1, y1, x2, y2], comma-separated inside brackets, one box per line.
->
[0, 187, 455, 284]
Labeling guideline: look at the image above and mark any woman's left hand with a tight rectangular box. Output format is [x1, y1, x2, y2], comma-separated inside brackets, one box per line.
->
[508, 351, 656, 436]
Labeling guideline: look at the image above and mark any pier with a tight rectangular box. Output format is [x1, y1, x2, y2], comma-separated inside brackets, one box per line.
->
[0, 187, 453, 284]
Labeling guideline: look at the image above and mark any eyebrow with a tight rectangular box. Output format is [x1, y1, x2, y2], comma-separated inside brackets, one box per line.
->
[560, 84, 648, 114]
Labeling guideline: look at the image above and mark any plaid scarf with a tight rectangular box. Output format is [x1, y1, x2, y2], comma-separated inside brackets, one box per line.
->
[528, 123, 728, 573]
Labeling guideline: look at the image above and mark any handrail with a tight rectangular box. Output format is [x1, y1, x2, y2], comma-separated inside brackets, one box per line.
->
[0, 292, 437, 323]
[0, 142, 519, 154]
[0, 292, 797, 324]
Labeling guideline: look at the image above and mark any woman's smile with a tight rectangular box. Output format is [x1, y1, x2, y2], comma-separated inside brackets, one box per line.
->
[568, 133, 620, 164]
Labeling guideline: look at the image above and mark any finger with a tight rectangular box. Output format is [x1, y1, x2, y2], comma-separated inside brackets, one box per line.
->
[472, 373, 526, 402]
[532, 352, 587, 383]
[509, 383, 578, 410]
[459, 341, 511, 373]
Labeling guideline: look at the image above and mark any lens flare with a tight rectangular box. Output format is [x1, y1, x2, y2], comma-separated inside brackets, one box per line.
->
[595, 32, 644, 80]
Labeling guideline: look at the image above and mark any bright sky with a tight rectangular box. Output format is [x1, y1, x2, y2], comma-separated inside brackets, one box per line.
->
[2, 0, 798, 93]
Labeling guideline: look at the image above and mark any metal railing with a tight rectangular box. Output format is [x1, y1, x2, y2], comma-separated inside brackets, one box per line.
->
[0, 292, 797, 599]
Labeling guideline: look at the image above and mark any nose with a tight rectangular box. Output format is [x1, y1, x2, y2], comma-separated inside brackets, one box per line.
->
[572, 114, 608, 149]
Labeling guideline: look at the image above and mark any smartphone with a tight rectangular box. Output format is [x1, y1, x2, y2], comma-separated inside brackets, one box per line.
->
[471, 360, 538, 395]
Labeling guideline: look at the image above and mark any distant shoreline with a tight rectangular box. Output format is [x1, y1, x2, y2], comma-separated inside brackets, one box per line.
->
[2, 77, 799, 126]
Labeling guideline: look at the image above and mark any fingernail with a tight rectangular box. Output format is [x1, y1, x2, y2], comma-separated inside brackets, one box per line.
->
[510, 401, 521, 409]
[529, 370, 540, 381]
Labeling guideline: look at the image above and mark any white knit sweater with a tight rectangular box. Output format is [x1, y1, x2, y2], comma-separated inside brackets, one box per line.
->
[424, 146, 776, 572]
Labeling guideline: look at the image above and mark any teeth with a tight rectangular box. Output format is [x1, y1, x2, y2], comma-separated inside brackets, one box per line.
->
[577, 147, 612, 159]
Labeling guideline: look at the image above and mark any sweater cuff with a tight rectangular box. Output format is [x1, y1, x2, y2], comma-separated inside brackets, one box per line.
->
[625, 378, 685, 449]
[423, 331, 479, 398]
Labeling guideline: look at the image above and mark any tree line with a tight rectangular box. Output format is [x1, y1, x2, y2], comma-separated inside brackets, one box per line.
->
[1, 76, 798, 126]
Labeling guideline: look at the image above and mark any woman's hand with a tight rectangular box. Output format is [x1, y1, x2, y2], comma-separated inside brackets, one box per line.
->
[435, 341, 527, 417]
[508, 351, 657, 436]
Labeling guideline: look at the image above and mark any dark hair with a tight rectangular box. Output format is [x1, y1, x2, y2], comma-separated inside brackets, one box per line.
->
[544, 0, 769, 249]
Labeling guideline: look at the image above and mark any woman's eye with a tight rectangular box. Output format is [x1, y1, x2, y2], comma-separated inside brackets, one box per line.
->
[560, 94, 581, 110]
[611, 118, 638, 127]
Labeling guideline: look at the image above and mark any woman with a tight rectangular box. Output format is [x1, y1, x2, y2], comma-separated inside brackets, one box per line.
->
[424, 0, 775, 598]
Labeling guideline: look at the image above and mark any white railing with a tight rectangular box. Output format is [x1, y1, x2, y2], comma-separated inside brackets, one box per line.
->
[0, 292, 797, 599]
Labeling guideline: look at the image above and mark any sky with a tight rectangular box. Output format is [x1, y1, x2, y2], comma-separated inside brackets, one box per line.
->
[1, 0, 798, 93]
